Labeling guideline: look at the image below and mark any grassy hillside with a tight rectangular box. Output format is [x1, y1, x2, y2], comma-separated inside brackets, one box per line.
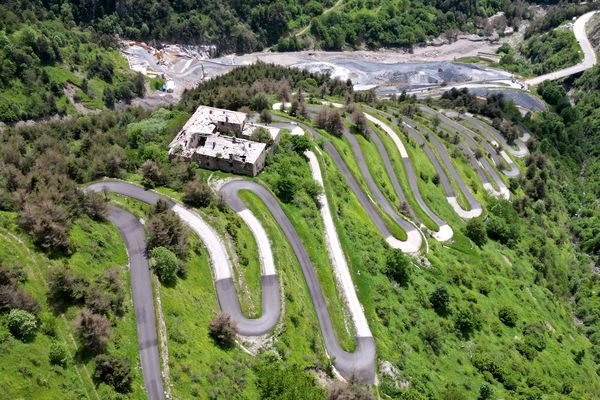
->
[0, 212, 145, 399]
[0, 64, 599, 399]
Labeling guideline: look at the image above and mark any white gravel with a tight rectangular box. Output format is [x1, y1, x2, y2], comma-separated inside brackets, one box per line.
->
[171, 204, 233, 281]
[237, 209, 276, 276]
[364, 113, 409, 158]
[305, 150, 372, 338]
[446, 197, 483, 219]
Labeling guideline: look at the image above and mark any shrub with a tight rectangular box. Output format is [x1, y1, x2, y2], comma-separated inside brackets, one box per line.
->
[464, 218, 487, 247]
[486, 216, 519, 245]
[315, 108, 343, 137]
[251, 93, 269, 111]
[39, 312, 57, 337]
[145, 205, 188, 258]
[47, 266, 88, 307]
[455, 308, 480, 338]
[49, 342, 68, 366]
[7, 309, 38, 340]
[250, 127, 274, 147]
[351, 108, 370, 138]
[208, 312, 238, 347]
[81, 191, 108, 221]
[522, 323, 547, 351]
[0, 286, 40, 314]
[384, 249, 411, 286]
[150, 246, 180, 284]
[76, 309, 111, 353]
[93, 354, 133, 393]
[139, 160, 164, 188]
[328, 376, 373, 399]
[256, 355, 326, 400]
[430, 286, 450, 316]
[302, 179, 323, 204]
[260, 109, 272, 123]
[290, 135, 311, 154]
[478, 384, 493, 400]
[183, 180, 214, 208]
[498, 306, 518, 327]
[275, 176, 298, 203]
[19, 199, 71, 252]
[420, 322, 443, 354]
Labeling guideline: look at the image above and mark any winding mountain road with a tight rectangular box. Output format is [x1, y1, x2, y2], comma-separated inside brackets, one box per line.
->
[366, 107, 483, 219]
[87, 97, 535, 396]
[273, 115, 423, 252]
[101, 205, 166, 400]
[88, 179, 376, 387]
[419, 106, 511, 199]
[526, 11, 598, 86]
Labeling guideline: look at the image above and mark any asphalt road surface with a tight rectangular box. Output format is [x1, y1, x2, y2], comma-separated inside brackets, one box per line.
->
[419, 106, 510, 199]
[273, 115, 422, 252]
[222, 180, 376, 382]
[89, 201, 165, 400]
[368, 107, 483, 218]
[89, 179, 376, 384]
[527, 11, 598, 86]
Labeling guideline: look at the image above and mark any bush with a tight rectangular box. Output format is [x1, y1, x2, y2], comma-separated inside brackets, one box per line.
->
[251, 93, 270, 111]
[430, 286, 450, 316]
[328, 376, 373, 399]
[256, 355, 326, 400]
[150, 246, 180, 284]
[208, 312, 238, 347]
[315, 108, 343, 137]
[81, 191, 108, 221]
[47, 266, 88, 308]
[498, 306, 518, 327]
[7, 309, 37, 340]
[383, 249, 411, 286]
[19, 199, 71, 252]
[290, 135, 311, 154]
[183, 180, 214, 208]
[478, 384, 493, 400]
[351, 108, 370, 138]
[454, 308, 480, 338]
[49, 342, 68, 366]
[0, 286, 40, 314]
[302, 179, 323, 204]
[275, 176, 299, 203]
[139, 160, 164, 188]
[522, 323, 547, 351]
[146, 204, 188, 258]
[250, 127, 274, 147]
[260, 109, 272, 123]
[76, 309, 111, 353]
[464, 218, 487, 247]
[420, 322, 443, 354]
[93, 354, 133, 393]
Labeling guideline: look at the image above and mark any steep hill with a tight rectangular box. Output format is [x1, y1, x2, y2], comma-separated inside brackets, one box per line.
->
[0, 64, 599, 399]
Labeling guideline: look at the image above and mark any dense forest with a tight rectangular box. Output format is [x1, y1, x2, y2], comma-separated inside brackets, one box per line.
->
[0, 3, 147, 122]
[495, 28, 582, 76]
[1, 0, 587, 54]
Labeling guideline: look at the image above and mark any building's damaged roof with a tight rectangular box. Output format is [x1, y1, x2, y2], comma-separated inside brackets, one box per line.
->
[197, 135, 266, 164]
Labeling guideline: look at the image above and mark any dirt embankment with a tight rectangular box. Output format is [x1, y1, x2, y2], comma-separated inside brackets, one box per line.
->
[588, 12, 600, 51]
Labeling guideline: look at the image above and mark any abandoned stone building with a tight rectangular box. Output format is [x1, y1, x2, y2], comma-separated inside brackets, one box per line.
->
[168, 106, 280, 176]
